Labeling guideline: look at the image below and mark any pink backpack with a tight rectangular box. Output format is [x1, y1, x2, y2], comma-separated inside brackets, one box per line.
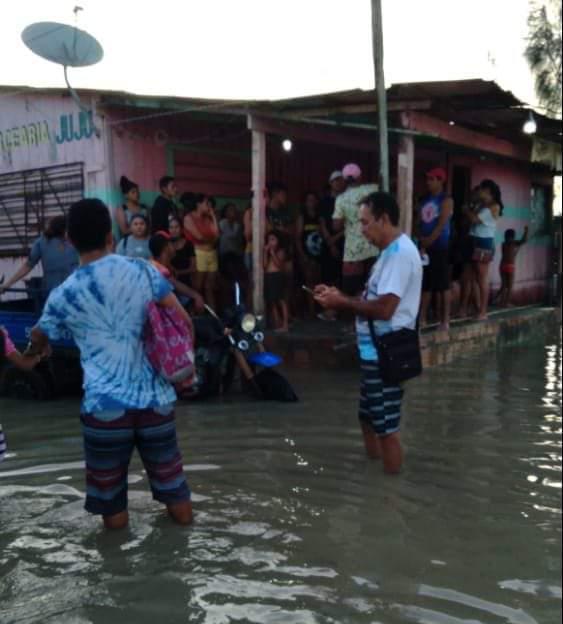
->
[144, 302, 195, 384]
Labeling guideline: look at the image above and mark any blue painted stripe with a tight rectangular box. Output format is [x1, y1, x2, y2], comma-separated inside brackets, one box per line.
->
[86, 483, 127, 501]
[147, 475, 187, 491]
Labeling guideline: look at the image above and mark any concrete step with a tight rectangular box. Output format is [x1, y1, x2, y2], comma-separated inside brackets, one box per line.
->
[264, 306, 560, 370]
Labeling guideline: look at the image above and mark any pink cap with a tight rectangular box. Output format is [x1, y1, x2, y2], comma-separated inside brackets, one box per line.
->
[342, 163, 362, 180]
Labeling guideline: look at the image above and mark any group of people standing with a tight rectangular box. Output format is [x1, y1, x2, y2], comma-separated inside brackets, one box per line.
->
[0, 161, 531, 524]
[113, 175, 246, 314]
[110, 164, 383, 332]
[0, 164, 526, 336]
[256, 163, 380, 330]
[417, 167, 527, 329]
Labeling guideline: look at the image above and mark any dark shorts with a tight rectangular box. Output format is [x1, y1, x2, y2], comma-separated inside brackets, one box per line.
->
[264, 272, 289, 304]
[321, 250, 342, 286]
[422, 248, 450, 293]
[342, 257, 376, 296]
[471, 236, 495, 251]
[460, 236, 475, 265]
[359, 360, 404, 437]
[81, 405, 190, 516]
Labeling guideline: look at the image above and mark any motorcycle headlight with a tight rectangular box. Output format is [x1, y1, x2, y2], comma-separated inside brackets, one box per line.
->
[241, 313, 257, 333]
[238, 340, 249, 351]
[253, 331, 265, 343]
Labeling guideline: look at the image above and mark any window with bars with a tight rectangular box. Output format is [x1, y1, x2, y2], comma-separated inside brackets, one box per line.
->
[0, 162, 84, 257]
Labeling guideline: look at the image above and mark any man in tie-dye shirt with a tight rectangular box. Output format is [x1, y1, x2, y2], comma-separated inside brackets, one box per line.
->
[29, 199, 192, 530]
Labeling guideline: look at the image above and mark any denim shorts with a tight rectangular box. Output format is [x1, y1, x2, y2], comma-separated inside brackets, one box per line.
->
[471, 236, 495, 251]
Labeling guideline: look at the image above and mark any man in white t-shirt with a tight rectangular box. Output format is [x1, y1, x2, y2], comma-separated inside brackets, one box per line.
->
[316, 192, 422, 474]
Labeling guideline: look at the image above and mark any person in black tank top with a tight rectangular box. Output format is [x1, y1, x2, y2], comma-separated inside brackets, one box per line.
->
[296, 192, 323, 318]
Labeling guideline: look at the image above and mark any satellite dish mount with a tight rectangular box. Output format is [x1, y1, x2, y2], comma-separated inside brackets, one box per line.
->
[22, 9, 104, 136]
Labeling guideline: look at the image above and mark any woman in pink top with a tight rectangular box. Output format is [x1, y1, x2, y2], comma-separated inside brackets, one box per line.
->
[1, 327, 48, 462]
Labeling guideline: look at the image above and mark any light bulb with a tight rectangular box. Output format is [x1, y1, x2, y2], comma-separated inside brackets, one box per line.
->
[282, 139, 293, 152]
[523, 112, 537, 135]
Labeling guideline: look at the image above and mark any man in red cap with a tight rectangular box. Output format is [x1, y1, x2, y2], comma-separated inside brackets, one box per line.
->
[417, 167, 453, 331]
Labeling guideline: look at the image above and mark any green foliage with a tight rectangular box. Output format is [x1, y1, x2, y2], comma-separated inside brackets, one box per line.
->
[525, 0, 562, 115]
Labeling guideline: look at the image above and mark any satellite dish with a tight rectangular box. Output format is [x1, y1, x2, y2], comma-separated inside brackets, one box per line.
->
[21, 19, 103, 136]
[22, 22, 103, 67]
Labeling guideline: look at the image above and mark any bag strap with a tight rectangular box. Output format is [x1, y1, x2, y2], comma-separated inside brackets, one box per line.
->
[140, 259, 156, 300]
[368, 318, 380, 350]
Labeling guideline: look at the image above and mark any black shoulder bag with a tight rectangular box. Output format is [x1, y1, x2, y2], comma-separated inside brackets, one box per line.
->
[368, 321, 422, 385]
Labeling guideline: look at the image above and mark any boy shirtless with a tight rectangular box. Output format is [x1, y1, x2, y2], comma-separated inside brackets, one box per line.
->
[264, 231, 289, 332]
[497, 226, 529, 307]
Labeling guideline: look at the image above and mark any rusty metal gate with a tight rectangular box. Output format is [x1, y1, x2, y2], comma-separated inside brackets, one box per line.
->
[0, 162, 84, 257]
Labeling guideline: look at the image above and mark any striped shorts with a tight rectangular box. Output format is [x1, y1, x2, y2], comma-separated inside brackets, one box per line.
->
[0, 424, 6, 463]
[358, 360, 404, 437]
[81, 405, 190, 516]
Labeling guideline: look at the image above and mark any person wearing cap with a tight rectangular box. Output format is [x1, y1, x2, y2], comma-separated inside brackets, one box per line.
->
[417, 167, 454, 331]
[332, 164, 379, 295]
[114, 176, 149, 239]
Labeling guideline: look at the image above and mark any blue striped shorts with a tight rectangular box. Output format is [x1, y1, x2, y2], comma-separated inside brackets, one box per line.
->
[81, 405, 191, 517]
[358, 360, 404, 436]
[0, 424, 6, 463]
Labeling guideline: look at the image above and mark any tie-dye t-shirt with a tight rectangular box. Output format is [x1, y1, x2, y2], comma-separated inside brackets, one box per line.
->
[38, 255, 176, 413]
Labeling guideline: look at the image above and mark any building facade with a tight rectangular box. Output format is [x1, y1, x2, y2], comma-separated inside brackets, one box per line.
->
[0, 81, 560, 306]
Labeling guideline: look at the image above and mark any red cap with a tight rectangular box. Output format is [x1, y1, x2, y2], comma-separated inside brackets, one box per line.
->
[426, 167, 447, 182]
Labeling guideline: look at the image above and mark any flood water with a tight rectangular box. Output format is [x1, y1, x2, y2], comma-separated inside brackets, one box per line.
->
[0, 335, 561, 624]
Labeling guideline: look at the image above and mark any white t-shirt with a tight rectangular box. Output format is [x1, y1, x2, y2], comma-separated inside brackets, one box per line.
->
[470, 207, 497, 239]
[356, 234, 422, 361]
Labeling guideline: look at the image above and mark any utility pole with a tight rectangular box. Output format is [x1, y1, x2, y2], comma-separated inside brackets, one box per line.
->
[371, 0, 389, 192]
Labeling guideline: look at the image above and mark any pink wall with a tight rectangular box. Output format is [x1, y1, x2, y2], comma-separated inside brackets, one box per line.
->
[449, 155, 552, 303]
[108, 109, 170, 193]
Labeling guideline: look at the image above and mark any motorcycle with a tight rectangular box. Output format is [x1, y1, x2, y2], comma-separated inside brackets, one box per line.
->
[181, 283, 298, 402]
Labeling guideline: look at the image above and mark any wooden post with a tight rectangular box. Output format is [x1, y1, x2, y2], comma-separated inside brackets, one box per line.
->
[397, 134, 415, 235]
[250, 125, 266, 314]
[371, 0, 390, 192]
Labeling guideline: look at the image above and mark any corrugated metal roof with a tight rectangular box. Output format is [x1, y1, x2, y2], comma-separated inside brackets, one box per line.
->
[2, 79, 561, 145]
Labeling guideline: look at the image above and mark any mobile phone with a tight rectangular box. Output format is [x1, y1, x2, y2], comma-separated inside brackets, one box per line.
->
[302, 285, 315, 296]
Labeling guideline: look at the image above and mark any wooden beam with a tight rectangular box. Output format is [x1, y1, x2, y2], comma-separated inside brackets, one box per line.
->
[371, 0, 390, 191]
[401, 111, 531, 162]
[397, 135, 415, 235]
[282, 99, 432, 118]
[248, 114, 381, 153]
[249, 121, 266, 314]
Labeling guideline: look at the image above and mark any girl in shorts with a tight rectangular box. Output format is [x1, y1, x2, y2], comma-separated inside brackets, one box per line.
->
[182, 193, 220, 310]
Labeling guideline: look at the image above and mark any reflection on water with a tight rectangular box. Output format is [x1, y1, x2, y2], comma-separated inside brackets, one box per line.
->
[0, 334, 561, 623]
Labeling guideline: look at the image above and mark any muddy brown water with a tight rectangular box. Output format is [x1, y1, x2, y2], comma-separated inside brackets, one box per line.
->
[0, 334, 561, 623]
